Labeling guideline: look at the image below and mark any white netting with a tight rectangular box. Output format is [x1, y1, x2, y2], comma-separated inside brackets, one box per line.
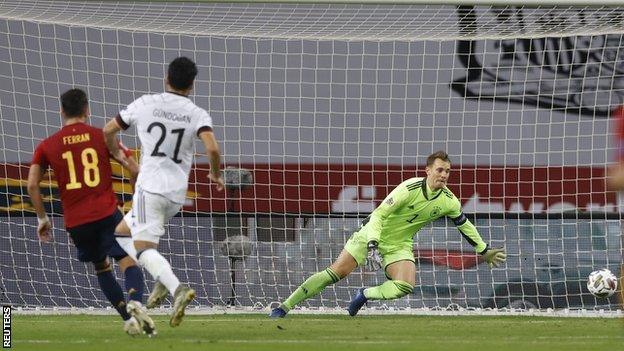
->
[0, 1, 622, 314]
[0, 1, 623, 40]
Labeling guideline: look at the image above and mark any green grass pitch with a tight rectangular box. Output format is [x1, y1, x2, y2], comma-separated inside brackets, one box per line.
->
[12, 314, 624, 351]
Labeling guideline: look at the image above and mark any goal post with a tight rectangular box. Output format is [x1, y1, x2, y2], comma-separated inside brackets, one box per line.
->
[0, 0, 623, 315]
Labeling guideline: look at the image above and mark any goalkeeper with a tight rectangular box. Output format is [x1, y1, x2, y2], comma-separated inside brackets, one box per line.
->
[270, 151, 506, 318]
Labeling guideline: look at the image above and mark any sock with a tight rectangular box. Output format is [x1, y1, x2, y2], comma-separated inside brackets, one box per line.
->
[282, 268, 340, 310]
[97, 270, 131, 320]
[124, 265, 145, 303]
[116, 236, 137, 261]
[363, 280, 413, 300]
[138, 249, 180, 296]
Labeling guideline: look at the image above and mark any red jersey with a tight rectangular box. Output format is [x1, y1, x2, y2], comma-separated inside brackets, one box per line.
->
[31, 122, 117, 228]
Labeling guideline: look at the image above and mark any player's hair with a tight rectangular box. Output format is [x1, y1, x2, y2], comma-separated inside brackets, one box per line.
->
[167, 56, 198, 90]
[60, 88, 88, 118]
[426, 150, 451, 167]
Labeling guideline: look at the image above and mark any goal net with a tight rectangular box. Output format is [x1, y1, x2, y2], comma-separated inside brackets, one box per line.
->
[1, 0, 622, 314]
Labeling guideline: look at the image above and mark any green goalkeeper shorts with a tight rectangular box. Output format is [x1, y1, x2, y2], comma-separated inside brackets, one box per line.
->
[344, 229, 415, 270]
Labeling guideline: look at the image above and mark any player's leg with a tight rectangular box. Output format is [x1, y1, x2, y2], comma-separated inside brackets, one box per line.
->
[115, 218, 167, 307]
[92, 258, 134, 317]
[115, 219, 136, 258]
[125, 189, 181, 297]
[115, 215, 169, 308]
[271, 249, 358, 317]
[134, 243, 193, 327]
[111, 212, 146, 303]
[111, 246, 156, 336]
[101, 210, 157, 336]
[270, 231, 365, 318]
[347, 247, 415, 316]
[68, 221, 134, 324]
[118, 217, 168, 308]
[128, 189, 194, 327]
[91, 256, 143, 336]
[364, 260, 415, 299]
[145, 280, 168, 309]
[115, 243, 145, 301]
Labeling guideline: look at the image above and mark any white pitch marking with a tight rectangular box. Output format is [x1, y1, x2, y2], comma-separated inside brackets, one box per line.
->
[181, 339, 410, 344]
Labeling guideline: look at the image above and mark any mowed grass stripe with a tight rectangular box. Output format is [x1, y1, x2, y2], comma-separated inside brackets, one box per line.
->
[11, 314, 624, 351]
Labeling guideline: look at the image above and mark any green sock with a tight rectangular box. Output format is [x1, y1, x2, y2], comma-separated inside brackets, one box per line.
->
[364, 280, 413, 300]
[282, 268, 341, 310]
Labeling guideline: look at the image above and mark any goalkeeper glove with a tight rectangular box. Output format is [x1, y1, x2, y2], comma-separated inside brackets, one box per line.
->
[365, 240, 382, 271]
[481, 247, 506, 268]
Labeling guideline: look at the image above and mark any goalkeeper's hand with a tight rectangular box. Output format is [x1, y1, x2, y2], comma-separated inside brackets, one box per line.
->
[481, 247, 506, 268]
[365, 240, 382, 271]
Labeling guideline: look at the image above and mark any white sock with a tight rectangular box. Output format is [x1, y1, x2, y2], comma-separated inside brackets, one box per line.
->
[138, 249, 180, 296]
[115, 236, 137, 261]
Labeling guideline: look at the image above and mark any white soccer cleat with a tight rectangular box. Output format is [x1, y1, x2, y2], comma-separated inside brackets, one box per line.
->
[147, 281, 169, 309]
[127, 300, 157, 337]
[170, 284, 196, 327]
[123, 316, 142, 336]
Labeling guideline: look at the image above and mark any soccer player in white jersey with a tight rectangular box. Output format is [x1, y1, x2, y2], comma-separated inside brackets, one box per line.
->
[103, 57, 224, 327]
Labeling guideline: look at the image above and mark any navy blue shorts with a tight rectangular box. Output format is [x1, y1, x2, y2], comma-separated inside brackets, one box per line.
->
[68, 210, 127, 263]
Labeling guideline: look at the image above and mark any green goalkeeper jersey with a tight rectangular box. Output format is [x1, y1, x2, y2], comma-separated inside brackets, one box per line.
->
[360, 177, 487, 253]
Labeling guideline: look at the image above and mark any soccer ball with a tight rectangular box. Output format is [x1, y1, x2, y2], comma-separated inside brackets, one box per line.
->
[587, 269, 618, 298]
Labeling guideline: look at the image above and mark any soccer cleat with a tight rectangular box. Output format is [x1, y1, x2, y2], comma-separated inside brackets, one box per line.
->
[147, 281, 169, 309]
[269, 306, 287, 318]
[127, 300, 157, 337]
[347, 288, 368, 316]
[123, 316, 142, 336]
[170, 284, 196, 327]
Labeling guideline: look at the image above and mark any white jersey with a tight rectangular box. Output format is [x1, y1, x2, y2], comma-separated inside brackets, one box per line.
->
[116, 92, 213, 204]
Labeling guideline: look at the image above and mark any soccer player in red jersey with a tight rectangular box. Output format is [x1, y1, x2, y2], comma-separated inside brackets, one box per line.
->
[26, 88, 155, 336]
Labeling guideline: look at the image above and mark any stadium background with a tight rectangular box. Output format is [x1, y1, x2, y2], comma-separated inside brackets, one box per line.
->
[0, 5, 622, 311]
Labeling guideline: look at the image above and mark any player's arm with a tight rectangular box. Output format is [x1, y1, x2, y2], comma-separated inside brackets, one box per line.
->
[447, 199, 506, 268]
[103, 118, 139, 180]
[117, 140, 139, 186]
[26, 163, 52, 242]
[126, 154, 139, 187]
[103, 118, 128, 164]
[450, 212, 487, 253]
[199, 130, 224, 191]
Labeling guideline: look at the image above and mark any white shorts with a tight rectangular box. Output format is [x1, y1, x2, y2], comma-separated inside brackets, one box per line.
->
[124, 186, 182, 244]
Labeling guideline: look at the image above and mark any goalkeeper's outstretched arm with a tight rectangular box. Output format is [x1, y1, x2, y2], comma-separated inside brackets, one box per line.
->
[450, 211, 487, 253]
[448, 201, 506, 268]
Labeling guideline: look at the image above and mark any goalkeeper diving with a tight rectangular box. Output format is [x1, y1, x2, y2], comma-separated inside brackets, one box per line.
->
[270, 151, 506, 317]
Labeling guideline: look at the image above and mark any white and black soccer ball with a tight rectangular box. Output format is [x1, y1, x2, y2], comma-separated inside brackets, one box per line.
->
[587, 269, 618, 298]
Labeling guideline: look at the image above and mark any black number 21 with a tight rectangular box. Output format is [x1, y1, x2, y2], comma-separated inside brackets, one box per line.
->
[147, 122, 185, 164]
